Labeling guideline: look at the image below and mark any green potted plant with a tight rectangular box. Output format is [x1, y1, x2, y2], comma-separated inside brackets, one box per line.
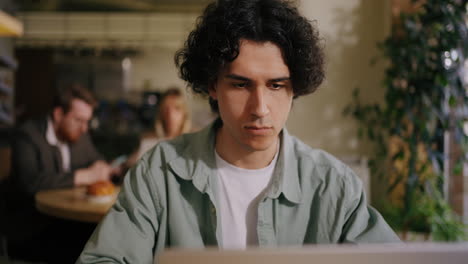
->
[344, 0, 468, 241]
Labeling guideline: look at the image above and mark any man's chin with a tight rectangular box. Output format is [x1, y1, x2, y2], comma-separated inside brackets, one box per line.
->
[242, 138, 278, 152]
[64, 134, 81, 143]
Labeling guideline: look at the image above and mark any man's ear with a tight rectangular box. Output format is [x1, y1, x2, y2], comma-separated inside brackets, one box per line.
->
[52, 107, 64, 123]
[208, 83, 217, 100]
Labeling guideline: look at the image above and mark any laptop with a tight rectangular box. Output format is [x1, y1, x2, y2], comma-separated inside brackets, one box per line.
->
[157, 243, 468, 264]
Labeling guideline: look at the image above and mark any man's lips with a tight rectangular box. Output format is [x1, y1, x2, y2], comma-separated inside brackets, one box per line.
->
[244, 126, 272, 129]
[244, 125, 273, 135]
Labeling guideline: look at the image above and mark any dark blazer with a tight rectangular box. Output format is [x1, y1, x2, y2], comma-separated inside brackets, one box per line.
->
[4, 116, 103, 243]
[11, 116, 103, 195]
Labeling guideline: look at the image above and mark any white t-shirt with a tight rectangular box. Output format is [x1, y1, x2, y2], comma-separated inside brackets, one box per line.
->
[215, 149, 279, 249]
[46, 118, 71, 172]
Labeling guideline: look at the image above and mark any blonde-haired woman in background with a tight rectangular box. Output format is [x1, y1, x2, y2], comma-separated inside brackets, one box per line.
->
[154, 87, 191, 139]
[133, 87, 192, 161]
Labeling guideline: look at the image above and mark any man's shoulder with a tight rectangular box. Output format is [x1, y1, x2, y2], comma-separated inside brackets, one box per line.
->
[141, 128, 211, 165]
[286, 134, 353, 181]
[15, 117, 47, 141]
[289, 135, 345, 169]
[135, 128, 214, 186]
[287, 135, 362, 194]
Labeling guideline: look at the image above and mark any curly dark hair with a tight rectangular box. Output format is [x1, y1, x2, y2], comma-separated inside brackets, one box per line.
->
[175, 0, 325, 112]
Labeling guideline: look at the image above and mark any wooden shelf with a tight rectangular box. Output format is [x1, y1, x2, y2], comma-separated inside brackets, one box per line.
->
[0, 10, 23, 37]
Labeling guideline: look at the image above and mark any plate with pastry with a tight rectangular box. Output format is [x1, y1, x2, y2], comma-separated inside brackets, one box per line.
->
[87, 180, 117, 203]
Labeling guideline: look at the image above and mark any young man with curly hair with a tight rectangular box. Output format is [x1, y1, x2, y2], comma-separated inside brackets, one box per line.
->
[78, 0, 399, 262]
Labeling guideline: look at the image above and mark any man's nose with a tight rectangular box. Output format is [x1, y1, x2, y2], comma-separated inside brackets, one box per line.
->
[250, 87, 270, 118]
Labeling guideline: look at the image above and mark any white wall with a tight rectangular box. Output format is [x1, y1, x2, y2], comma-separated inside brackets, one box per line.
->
[129, 43, 216, 130]
[292, 0, 391, 157]
[131, 45, 185, 91]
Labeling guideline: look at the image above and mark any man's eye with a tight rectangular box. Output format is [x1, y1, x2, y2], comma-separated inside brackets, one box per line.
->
[271, 83, 285, 90]
[233, 83, 247, 88]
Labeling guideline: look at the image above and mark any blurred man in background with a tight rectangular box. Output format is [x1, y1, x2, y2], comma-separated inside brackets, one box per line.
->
[5, 84, 112, 263]
[12, 83, 111, 190]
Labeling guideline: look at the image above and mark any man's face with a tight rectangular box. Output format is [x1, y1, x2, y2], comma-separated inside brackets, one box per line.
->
[55, 99, 93, 143]
[210, 39, 293, 156]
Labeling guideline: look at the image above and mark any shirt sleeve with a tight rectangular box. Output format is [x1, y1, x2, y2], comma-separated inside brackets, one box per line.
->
[339, 167, 401, 243]
[77, 159, 160, 264]
[80, 133, 105, 165]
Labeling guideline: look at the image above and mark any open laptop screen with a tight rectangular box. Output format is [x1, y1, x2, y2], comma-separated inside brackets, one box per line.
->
[157, 243, 468, 264]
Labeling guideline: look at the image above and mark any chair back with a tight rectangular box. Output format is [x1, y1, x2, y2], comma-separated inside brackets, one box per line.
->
[0, 147, 10, 260]
[0, 147, 10, 183]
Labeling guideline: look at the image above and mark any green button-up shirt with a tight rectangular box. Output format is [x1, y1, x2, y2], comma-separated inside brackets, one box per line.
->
[78, 121, 399, 264]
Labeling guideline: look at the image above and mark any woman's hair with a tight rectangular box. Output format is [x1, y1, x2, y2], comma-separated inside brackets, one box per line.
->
[154, 87, 191, 138]
[175, 0, 325, 112]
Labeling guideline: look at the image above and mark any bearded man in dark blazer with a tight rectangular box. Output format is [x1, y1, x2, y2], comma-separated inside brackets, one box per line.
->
[5, 84, 112, 263]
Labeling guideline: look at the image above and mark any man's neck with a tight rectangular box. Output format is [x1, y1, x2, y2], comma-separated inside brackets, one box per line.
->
[214, 126, 279, 170]
[46, 117, 65, 145]
[53, 122, 66, 143]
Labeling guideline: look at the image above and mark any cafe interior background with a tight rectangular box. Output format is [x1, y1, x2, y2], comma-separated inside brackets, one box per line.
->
[0, 0, 467, 250]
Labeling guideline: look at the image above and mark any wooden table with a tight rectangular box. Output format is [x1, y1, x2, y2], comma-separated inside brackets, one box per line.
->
[35, 186, 120, 223]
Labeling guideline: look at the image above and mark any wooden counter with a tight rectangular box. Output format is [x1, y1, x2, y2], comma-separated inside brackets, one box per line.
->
[35, 186, 120, 223]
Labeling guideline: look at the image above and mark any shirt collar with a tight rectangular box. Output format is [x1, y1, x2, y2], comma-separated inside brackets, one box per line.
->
[264, 128, 302, 204]
[167, 119, 219, 195]
[46, 117, 59, 146]
[168, 119, 302, 204]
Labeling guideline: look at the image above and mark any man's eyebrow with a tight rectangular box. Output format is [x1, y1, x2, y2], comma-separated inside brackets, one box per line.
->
[270, 77, 291, 82]
[225, 74, 291, 82]
[225, 74, 251, 81]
